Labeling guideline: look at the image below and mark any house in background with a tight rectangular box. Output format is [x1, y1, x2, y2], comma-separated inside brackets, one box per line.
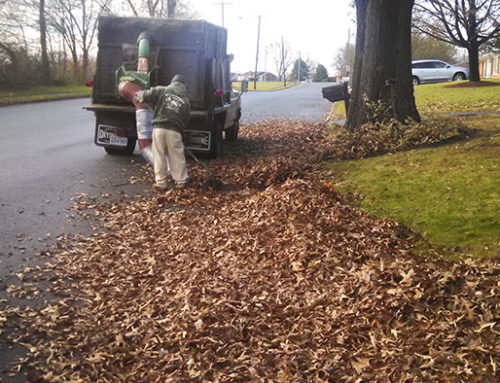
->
[231, 72, 248, 82]
[257, 72, 278, 82]
[479, 53, 500, 79]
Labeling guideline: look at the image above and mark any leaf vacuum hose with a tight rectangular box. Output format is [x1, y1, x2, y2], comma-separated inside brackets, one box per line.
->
[117, 33, 170, 170]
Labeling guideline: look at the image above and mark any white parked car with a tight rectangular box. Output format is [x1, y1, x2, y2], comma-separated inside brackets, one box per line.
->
[411, 59, 469, 86]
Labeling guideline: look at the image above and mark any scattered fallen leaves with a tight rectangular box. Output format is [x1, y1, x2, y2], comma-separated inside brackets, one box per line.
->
[5, 119, 499, 382]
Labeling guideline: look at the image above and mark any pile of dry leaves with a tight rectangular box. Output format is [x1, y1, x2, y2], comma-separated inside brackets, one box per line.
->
[329, 117, 472, 160]
[6, 120, 499, 382]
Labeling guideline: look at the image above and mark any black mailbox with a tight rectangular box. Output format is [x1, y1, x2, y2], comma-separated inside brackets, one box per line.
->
[322, 83, 349, 102]
[322, 82, 350, 112]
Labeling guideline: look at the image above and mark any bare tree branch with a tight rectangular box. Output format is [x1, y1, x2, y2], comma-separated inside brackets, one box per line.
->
[414, 0, 500, 80]
[271, 36, 293, 86]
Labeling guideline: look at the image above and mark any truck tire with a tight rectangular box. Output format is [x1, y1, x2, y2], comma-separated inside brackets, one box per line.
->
[104, 138, 137, 156]
[209, 122, 223, 158]
[225, 120, 239, 142]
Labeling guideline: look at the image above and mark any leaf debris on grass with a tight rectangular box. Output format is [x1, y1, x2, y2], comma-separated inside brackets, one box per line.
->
[6, 119, 499, 382]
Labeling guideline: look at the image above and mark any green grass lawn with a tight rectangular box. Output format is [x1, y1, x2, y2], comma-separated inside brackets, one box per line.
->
[0, 85, 91, 105]
[327, 114, 500, 259]
[231, 81, 297, 91]
[330, 78, 500, 120]
[414, 78, 500, 113]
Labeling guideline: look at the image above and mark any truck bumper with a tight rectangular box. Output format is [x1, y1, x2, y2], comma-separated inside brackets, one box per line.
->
[85, 105, 218, 154]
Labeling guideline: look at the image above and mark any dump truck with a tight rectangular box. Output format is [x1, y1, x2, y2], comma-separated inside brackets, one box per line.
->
[86, 16, 241, 158]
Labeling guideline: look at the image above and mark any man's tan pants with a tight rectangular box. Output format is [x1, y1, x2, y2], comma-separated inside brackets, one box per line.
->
[152, 128, 188, 188]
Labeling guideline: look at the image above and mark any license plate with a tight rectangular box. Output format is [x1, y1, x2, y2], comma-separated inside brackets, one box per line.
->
[96, 124, 128, 147]
[184, 130, 210, 151]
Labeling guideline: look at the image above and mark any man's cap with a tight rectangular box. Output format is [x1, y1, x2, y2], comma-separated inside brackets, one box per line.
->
[171, 74, 186, 84]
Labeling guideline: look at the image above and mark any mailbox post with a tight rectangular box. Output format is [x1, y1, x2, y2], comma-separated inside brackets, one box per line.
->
[241, 79, 248, 93]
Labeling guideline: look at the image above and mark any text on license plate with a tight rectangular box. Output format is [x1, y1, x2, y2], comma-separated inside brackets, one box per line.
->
[97, 124, 128, 147]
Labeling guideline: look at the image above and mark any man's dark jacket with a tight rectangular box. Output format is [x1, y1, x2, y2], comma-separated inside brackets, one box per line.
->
[136, 82, 191, 133]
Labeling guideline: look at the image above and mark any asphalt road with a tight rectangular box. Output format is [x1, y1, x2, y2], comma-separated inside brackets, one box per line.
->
[0, 82, 333, 381]
[240, 82, 334, 124]
[0, 99, 149, 272]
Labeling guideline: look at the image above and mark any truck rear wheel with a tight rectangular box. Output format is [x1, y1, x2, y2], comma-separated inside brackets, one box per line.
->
[225, 121, 239, 142]
[104, 138, 137, 156]
[209, 122, 223, 158]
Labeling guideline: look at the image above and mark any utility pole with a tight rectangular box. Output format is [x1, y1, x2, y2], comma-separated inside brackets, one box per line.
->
[298, 51, 301, 82]
[346, 28, 351, 80]
[253, 14, 261, 90]
[213, 2, 232, 27]
[264, 45, 269, 73]
[282, 36, 286, 87]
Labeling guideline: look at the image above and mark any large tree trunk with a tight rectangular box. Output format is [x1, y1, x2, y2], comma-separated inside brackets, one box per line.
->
[468, 40, 480, 82]
[39, 0, 51, 83]
[468, 2, 480, 82]
[348, 0, 368, 131]
[69, 41, 79, 81]
[347, 0, 420, 131]
[82, 49, 90, 82]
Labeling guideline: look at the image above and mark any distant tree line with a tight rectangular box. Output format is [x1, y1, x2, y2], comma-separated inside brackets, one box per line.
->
[287, 58, 328, 83]
[268, 38, 329, 85]
[0, 0, 194, 88]
[3, 0, 497, 89]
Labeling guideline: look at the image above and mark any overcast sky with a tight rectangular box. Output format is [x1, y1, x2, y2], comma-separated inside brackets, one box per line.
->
[188, 0, 356, 76]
